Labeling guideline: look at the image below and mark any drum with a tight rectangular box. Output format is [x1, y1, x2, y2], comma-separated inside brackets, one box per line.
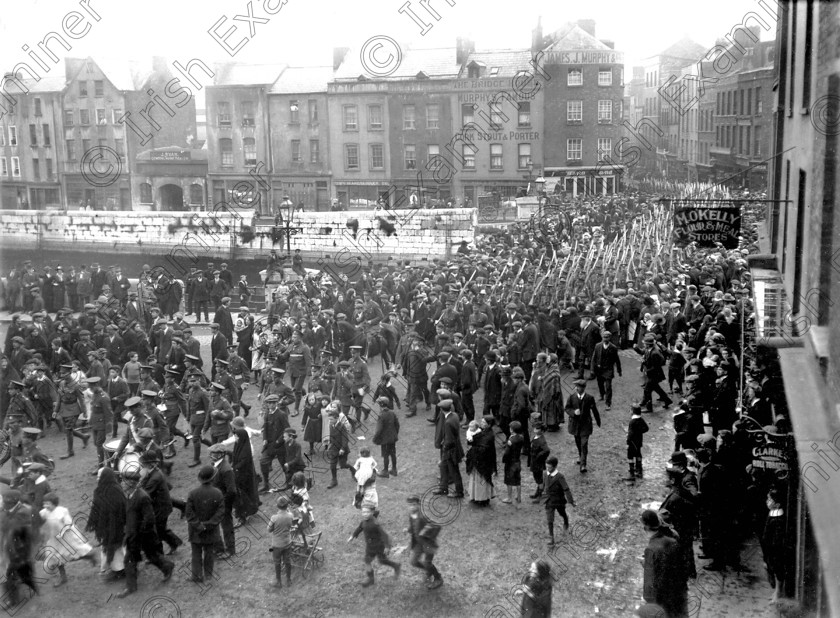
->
[103, 439, 122, 456]
[118, 450, 141, 477]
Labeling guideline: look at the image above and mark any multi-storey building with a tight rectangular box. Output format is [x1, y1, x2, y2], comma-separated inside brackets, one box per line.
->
[269, 65, 334, 210]
[0, 75, 65, 209]
[329, 46, 461, 209]
[637, 38, 706, 177]
[60, 57, 137, 210]
[540, 20, 626, 196]
[450, 47, 545, 204]
[709, 37, 775, 191]
[748, 1, 840, 614]
[205, 63, 285, 215]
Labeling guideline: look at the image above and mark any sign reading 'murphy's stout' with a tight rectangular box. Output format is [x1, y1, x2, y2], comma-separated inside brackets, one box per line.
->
[673, 207, 742, 248]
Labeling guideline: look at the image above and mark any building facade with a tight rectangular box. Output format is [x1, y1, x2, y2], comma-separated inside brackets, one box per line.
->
[0, 75, 65, 209]
[205, 64, 285, 216]
[750, 0, 840, 614]
[268, 66, 333, 211]
[540, 21, 626, 196]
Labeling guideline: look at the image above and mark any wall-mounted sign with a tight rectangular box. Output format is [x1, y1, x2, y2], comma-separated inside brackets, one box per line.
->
[751, 445, 789, 472]
[150, 151, 191, 162]
[672, 206, 742, 248]
[542, 50, 624, 65]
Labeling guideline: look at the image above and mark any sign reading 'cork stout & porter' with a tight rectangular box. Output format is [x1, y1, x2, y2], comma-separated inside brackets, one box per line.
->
[672, 206, 742, 248]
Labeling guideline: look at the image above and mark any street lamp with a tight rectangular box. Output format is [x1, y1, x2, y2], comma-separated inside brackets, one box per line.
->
[276, 195, 300, 257]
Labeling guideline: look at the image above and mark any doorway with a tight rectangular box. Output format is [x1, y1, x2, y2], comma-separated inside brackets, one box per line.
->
[160, 184, 185, 210]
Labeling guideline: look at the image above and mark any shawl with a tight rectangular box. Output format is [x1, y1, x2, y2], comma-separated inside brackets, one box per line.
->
[86, 467, 126, 546]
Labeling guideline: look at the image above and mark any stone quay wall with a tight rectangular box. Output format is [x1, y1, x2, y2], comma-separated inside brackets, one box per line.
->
[0, 208, 477, 266]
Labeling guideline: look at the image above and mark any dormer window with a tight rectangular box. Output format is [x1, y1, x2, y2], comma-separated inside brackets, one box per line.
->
[490, 67, 500, 76]
[416, 71, 429, 80]
[466, 61, 485, 78]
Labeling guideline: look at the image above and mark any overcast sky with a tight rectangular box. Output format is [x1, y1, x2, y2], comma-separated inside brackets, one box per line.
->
[2, 0, 776, 79]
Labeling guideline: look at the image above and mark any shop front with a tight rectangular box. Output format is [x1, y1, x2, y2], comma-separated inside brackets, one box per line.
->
[543, 167, 623, 198]
[334, 181, 392, 210]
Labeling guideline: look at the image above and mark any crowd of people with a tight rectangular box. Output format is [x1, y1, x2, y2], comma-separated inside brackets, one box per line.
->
[0, 183, 796, 616]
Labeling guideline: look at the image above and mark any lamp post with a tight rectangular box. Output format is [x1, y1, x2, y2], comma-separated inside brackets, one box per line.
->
[277, 195, 301, 257]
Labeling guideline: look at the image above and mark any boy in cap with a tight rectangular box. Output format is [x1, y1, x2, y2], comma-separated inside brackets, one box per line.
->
[267, 496, 294, 589]
[348, 506, 400, 586]
[541, 456, 576, 545]
[372, 396, 400, 478]
[625, 404, 649, 482]
[405, 494, 443, 589]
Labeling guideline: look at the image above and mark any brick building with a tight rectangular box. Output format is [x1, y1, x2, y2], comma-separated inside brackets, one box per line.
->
[539, 20, 626, 196]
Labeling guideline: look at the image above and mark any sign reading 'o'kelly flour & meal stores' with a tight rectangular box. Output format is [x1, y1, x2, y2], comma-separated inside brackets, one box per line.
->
[672, 206, 742, 248]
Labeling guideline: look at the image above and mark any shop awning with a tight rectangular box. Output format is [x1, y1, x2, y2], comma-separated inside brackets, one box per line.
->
[777, 345, 840, 617]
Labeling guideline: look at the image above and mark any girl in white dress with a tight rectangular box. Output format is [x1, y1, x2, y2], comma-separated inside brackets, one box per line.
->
[39, 492, 96, 587]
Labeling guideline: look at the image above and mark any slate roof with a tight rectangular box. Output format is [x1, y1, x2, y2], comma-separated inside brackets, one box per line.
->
[270, 66, 333, 94]
[544, 24, 612, 51]
[13, 75, 67, 93]
[334, 47, 460, 81]
[459, 50, 533, 78]
[213, 63, 287, 86]
[656, 38, 706, 62]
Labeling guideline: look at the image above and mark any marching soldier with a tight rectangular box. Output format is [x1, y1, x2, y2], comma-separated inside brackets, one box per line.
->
[185, 375, 211, 468]
[53, 366, 90, 458]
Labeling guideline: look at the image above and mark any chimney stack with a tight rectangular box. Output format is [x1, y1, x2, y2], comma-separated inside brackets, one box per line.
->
[576, 19, 596, 37]
[532, 16, 544, 55]
[456, 37, 474, 66]
[333, 47, 349, 71]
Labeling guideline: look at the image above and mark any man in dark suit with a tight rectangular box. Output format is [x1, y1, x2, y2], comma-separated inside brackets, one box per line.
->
[213, 297, 234, 345]
[139, 452, 183, 555]
[432, 399, 464, 498]
[481, 350, 502, 420]
[519, 315, 540, 383]
[116, 469, 174, 598]
[209, 324, 229, 381]
[427, 352, 459, 424]
[208, 444, 237, 557]
[665, 302, 689, 348]
[590, 331, 622, 410]
[154, 319, 174, 366]
[641, 509, 688, 618]
[278, 428, 305, 490]
[372, 396, 400, 477]
[123, 291, 145, 327]
[564, 379, 601, 473]
[103, 324, 124, 366]
[185, 465, 225, 583]
[576, 312, 601, 379]
[89, 263, 107, 299]
[640, 334, 673, 413]
[112, 267, 131, 308]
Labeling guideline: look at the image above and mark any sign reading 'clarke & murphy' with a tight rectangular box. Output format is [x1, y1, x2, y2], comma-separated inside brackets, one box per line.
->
[672, 206, 741, 248]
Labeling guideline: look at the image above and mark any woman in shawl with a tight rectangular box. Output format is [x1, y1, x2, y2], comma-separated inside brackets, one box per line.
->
[465, 416, 497, 507]
[539, 354, 564, 432]
[227, 417, 260, 526]
[85, 467, 126, 581]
